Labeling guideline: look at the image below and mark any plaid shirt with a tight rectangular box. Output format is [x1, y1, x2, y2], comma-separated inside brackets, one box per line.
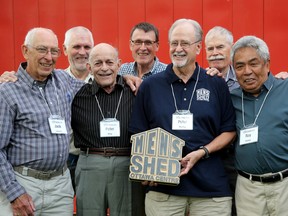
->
[118, 57, 167, 79]
[0, 62, 84, 201]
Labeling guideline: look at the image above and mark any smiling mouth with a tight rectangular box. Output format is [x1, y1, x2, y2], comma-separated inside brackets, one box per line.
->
[40, 63, 52, 67]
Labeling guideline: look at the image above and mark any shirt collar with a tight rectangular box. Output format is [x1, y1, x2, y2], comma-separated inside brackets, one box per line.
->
[18, 62, 53, 88]
[166, 62, 202, 84]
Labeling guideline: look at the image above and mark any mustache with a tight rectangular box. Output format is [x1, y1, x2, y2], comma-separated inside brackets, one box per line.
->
[207, 55, 225, 61]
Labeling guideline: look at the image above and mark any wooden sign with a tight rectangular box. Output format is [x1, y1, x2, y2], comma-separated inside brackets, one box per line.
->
[129, 127, 185, 185]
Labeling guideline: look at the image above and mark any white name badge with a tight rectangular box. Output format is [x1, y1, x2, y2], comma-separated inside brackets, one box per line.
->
[172, 111, 193, 130]
[48, 115, 67, 134]
[240, 125, 258, 145]
[100, 118, 120, 137]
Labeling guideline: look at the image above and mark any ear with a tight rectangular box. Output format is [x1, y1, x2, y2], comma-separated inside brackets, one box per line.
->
[86, 62, 92, 74]
[21, 45, 29, 60]
[265, 60, 270, 72]
[129, 41, 133, 51]
[196, 41, 202, 55]
[118, 58, 122, 67]
[63, 44, 68, 56]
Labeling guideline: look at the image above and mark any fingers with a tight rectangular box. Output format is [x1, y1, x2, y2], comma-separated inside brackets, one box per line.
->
[141, 180, 157, 187]
[206, 67, 223, 77]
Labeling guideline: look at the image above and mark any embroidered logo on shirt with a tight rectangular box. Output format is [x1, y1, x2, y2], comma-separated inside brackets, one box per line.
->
[196, 88, 210, 102]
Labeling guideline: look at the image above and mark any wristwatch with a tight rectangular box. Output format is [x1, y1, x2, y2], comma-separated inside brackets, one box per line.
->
[199, 146, 210, 159]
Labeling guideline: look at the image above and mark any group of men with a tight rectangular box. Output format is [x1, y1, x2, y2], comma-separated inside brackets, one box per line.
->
[1, 18, 288, 216]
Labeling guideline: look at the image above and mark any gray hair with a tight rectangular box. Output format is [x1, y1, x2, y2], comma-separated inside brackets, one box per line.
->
[168, 18, 203, 42]
[24, 27, 58, 46]
[205, 26, 233, 45]
[64, 26, 94, 47]
[231, 36, 270, 64]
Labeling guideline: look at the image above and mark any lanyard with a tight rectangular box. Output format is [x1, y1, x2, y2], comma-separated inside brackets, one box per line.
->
[95, 89, 123, 120]
[171, 66, 200, 113]
[241, 84, 273, 128]
[38, 77, 61, 116]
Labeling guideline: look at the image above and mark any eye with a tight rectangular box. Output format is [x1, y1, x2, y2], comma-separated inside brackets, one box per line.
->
[36, 47, 48, 53]
[144, 41, 153, 46]
[94, 62, 102, 67]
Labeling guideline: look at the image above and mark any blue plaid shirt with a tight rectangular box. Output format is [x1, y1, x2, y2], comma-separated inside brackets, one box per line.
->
[0, 62, 84, 201]
[118, 57, 167, 79]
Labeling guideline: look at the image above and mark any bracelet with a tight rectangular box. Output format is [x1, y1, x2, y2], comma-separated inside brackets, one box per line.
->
[199, 146, 210, 159]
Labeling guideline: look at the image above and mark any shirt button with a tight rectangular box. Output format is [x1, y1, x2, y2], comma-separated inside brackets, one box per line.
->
[184, 98, 187, 101]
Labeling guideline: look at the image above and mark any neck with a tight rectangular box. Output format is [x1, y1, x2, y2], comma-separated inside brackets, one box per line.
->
[220, 66, 230, 78]
[136, 61, 155, 78]
[70, 68, 90, 81]
[173, 64, 196, 83]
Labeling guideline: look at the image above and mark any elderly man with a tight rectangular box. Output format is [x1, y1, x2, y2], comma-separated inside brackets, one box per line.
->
[205, 26, 239, 91]
[129, 18, 236, 216]
[0, 28, 83, 216]
[230, 36, 288, 216]
[71, 43, 135, 216]
[63, 26, 94, 192]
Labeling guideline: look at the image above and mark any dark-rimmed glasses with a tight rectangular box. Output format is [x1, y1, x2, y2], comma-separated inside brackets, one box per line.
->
[130, 40, 157, 47]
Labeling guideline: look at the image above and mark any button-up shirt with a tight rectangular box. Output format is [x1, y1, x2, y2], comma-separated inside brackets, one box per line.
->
[0, 62, 84, 201]
[231, 73, 288, 174]
[118, 57, 167, 79]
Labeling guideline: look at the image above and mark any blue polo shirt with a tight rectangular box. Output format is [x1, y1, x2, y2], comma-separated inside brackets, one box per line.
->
[129, 63, 236, 197]
[231, 73, 288, 174]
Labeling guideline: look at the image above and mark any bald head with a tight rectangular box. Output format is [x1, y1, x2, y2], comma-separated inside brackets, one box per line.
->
[88, 43, 121, 93]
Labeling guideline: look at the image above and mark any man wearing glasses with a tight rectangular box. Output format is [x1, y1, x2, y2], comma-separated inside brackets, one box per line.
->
[118, 22, 167, 80]
[0, 27, 83, 216]
[129, 19, 236, 216]
[118, 22, 167, 216]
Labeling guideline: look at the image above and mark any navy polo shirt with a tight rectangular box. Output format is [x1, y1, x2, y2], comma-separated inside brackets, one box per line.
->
[129, 63, 236, 197]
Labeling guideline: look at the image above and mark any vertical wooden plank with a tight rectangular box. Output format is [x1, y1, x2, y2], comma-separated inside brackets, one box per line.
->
[118, 0, 145, 63]
[91, 0, 118, 47]
[174, 0, 204, 66]
[146, 0, 174, 64]
[0, 0, 14, 72]
[233, 0, 263, 40]
[13, 0, 39, 69]
[39, 0, 66, 69]
[264, 0, 288, 73]
[202, 0, 233, 68]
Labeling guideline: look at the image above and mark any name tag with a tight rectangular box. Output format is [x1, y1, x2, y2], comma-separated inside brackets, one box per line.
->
[48, 115, 67, 134]
[100, 118, 120, 137]
[172, 111, 193, 130]
[240, 125, 258, 145]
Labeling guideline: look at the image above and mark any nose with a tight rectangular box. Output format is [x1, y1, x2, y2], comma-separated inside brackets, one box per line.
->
[78, 46, 86, 54]
[243, 65, 253, 75]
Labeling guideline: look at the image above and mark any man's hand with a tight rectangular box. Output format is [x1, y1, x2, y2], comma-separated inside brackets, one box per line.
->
[275, 71, 288, 79]
[122, 74, 142, 95]
[0, 71, 17, 83]
[179, 150, 204, 177]
[206, 67, 222, 77]
[11, 193, 35, 216]
[141, 180, 158, 187]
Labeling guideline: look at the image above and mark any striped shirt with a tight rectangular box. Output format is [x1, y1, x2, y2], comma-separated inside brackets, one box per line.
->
[0, 62, 84, 201]
[71, 75, 135, 149]
[118, 57, 167, 79]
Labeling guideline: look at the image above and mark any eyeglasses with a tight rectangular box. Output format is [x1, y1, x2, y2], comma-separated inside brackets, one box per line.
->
[27, 45, 61, 57]
[169, 40, 201, 49]
[130, 40, 157, 47]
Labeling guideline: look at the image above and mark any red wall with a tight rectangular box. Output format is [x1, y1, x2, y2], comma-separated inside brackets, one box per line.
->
[1, 0, 288, 74]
